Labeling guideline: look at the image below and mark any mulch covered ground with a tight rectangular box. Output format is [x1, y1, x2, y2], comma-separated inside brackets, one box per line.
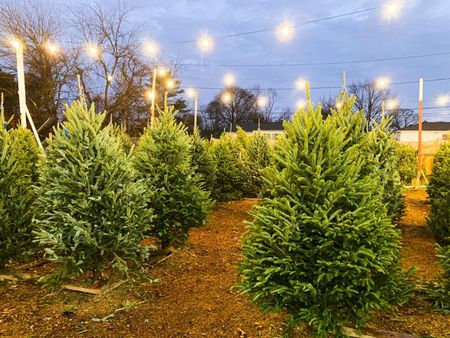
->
[1, 191, 449, 337]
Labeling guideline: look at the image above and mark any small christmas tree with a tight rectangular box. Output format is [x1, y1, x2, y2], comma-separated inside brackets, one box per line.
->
[190, 129, 217, 194]
[134, 108, 212, 250]
[211, 134, 245, 201]
[239, 93, 407, 337]
[33, 101, 152, 280]
[395, 143, 417, 185]
[427, 143, 450, 245]
[0, 119, 40, 268]
[243, 132, 271, 196]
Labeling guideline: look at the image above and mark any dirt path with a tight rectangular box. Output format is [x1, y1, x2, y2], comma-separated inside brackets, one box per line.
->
[1, 191, 450, 337]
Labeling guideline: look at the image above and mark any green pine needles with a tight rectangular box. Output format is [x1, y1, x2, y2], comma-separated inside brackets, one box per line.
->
[134, 108, 212, 250]
[239, 93, 408, 337]
[0, 119, 40, 268]
[211, 134, 246, 201]
[33, 101, 152, 280]
[190, 129, 217, 194]
[427, 143, 450, 246]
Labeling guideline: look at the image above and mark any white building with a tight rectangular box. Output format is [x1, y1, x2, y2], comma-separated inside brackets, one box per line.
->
[396, 122, 450, 143]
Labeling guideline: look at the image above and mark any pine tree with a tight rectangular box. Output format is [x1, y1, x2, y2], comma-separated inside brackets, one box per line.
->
[190, 129, 217, 194]
[134, 108, 212, 250]
[427, 143, 450, 245]
[330, 91, 404, 221]
[395, 143, 417, 185]
[211, 134, 245, 201]
[0, 120, 40, 267]
[33, 101, 152, 280]
[244, 132, 271, 196]
[425, 244, 450, 313]
[239, 95, 407, 337]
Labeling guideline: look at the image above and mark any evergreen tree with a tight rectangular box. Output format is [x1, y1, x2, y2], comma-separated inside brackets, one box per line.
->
[330, 91, 404, 221]
[395, 143, 417, 185]
[427, 143, 450, 245]
[425, 244, 450, 313]
[0, 120, 40, 268]
[33, 101, 152, 280]
[190, 129, 217, 194]
[211, 134, 245, 201]
[134, 108, 212, 250]
[239, 94, 407, 337]
[244, 132, 271, 196]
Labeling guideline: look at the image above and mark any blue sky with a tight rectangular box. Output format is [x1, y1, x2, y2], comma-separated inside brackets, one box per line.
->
[42, 0, 450, 120]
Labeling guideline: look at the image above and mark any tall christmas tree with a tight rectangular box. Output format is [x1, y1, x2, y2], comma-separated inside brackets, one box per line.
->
[243, 132, 271, 196]
[0, 119, 40, 267]
[427, 143, 450, 245]
[134, 108, 212, 250]
[33, 101, 152, 280]
[239, 93, 407, 337]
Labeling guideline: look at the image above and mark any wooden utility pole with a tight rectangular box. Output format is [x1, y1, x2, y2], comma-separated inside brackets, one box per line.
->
[193, 91, 198, 130]
[150, 68, 157, 126]
[416, 78, 424, 187]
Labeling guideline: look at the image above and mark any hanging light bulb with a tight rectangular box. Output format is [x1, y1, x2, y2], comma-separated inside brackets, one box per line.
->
[276, 21, 295, 42]
[223, 73, 236, 87]
[296, 99, 306, 109]
[257, 96, 269, 109]
[197, 34, 214, 53]
[221, 92, 232, 104]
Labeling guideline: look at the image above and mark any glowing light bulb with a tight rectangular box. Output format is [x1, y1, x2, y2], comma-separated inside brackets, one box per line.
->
[158, 66, 168, 77]
[145, 90, 155, 101]
[86, 44, 100, 58]
[382, 1, 402, 21]
[436, 95, 450, 107]
[257, 96, 269, 109]
[296, 99, 306, 110]
[186, 88, 197, 98]
[385, 98, 399, 110]
[375, 76, 390, 89]
[10, 39, 22, 49]
[276, 21, 295, 42]
[197, 34, 214, 53]
[335, 101, 343, 109]
[221, 92, 232, 104]
[107, 74, 114, 82]
[45, 41, 59, 55]
[295, 78, 307, 91]
[223, 73, 236, 87]
[144, 40, 160, 57]
[166, 79, 176, 89]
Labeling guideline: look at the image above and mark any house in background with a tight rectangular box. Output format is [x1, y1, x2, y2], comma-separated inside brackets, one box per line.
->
[396, 121, 450, 143]
[224, 121, 285, 142]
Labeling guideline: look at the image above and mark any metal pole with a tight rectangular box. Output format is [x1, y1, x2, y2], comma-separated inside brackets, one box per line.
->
[15, 43, 27, 128]
[416, 78, 424, 187]
[150, 68, 157, 126]
[193, 92, 198, 130]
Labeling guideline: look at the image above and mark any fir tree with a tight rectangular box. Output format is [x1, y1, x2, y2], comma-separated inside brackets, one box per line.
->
[427, 143, 450, 245]
[425, 244, 450, 313]
[211, 134, 246, 201]
[33, 101, 152, 280]
[134, 108, 212, 250]
[244, 132, 271, 196]
[190, 129, 217, 194]
[239, 94, 407, 337]
[0, 120, 40, 267]
[395, 143, 417, 185]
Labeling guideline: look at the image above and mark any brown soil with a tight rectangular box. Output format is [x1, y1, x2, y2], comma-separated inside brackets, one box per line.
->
[1, 191, 449, 338]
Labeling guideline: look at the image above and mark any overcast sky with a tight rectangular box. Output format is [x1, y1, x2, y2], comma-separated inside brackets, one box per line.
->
[42, 0, 450, 121]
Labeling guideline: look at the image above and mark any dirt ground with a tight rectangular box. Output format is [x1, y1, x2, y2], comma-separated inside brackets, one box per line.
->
[1, 190, 449, 337]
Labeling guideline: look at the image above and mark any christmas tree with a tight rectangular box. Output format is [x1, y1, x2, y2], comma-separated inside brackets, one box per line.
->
[211, 134, 246, 201]
[425, 245, 450, 313]
[190, 129, 217, 194]
[243, 132, 271, 196]
[33, 101, 152, 280]
[134, 108, 212, 250]
[0, 119, 40, 267]
[427, 143, 450, 245]
[239, 93, 407, 337]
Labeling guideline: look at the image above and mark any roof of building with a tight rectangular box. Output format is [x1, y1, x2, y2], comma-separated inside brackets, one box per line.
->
[399, 121, 450, 131]
[229, 121, 284, 132]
